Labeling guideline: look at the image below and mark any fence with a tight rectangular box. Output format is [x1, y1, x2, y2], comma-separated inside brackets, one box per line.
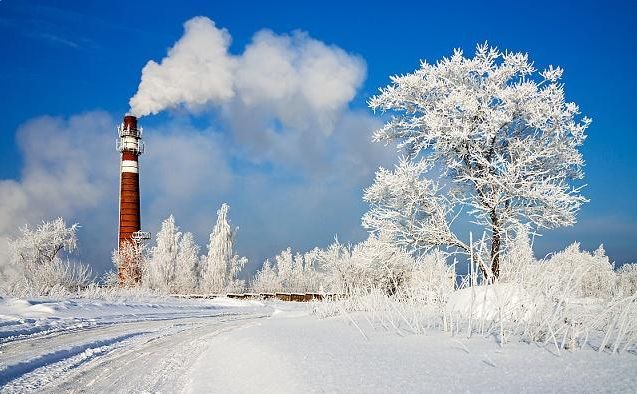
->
[172, 292, 344, 302]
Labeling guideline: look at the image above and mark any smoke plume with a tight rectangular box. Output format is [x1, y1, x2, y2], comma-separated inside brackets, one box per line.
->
[129, 16, 366, 131]
[129, 17, 236, 117]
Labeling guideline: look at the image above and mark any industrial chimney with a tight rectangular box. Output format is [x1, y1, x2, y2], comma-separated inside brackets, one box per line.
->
[116, 115, 149, 285]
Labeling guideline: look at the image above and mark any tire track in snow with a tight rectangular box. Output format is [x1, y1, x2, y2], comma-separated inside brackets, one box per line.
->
[54, 314, 269, 393]
[0, 312, 242, 371]
[0, 310, 237, 345]
[0, 331, 149, 391]
[0, 313, 269, 393]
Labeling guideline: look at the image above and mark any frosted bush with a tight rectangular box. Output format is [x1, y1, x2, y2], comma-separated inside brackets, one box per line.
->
[500, 235, 616, 299]
[498, 228, 536, 282]
[3, 218, 90, 296]
[251, 259, 280, 293]
[315, 241, 358, 295]
[114, 241, 146, 287]
[314, 250, 455, 333]
[402, 251, 455, 306]
[350, 235, 415, 295]
[316, 235, 416, 295]
[314, 235, 637, 353]
[542, 243, 615, 298]
[617, 264, 637, 297]
[251, 248, 325, 293]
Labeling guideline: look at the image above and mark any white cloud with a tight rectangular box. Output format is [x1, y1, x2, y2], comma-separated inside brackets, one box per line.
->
[0, 112, 119, 274]
[0, 112, 117, 236]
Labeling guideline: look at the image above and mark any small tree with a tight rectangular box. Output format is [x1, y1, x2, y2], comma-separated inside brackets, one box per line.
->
[200, 203, 247, 293]
[174, 232, 200, 293]
[114, 240, 146, 287]
[274, 248, 295, 291]
[251, 248, 325, 293]
[6, 218, 90, 295]
[365, 43, 590, 280]
[147, 215, 181, 292]
[251, 259, 280, 293]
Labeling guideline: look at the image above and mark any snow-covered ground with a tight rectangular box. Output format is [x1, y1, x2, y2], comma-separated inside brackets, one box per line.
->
[0, 297, 635, 393]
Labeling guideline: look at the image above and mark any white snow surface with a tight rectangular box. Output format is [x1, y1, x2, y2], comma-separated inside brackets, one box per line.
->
[0, 296, 635, 393]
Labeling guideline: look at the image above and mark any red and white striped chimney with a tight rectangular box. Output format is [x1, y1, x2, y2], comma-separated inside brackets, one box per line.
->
[116, 115, 148, 285]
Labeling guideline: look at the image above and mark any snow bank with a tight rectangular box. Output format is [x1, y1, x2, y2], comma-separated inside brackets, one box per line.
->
[446, 283, 529, 321]
[185, 304, 637, 393]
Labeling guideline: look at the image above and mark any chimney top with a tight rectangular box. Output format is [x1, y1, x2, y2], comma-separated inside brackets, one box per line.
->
[123, 115, 138, 130]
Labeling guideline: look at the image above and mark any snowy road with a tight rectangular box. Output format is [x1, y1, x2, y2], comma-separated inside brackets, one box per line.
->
[0, 298, 271, 393]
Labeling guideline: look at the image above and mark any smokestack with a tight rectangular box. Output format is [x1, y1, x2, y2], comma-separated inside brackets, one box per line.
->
[116, 115, 149, 285]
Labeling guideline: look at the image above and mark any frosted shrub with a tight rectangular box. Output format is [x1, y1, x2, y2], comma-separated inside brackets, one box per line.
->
[113, 240, 146, 287]
[4, 218, 90, 296]
[315, 236, 416, 296]
[542, 243, 615, 298]
[316, 241, 358, 295]
[251, 259, 280, 293]
[499, 228, 536, 283]
[251, 248, 325, 293]
[617, 264, 637, 296]
[404, 251, 455, 306]
[500, 236, 615, 299]
[314, 249, 455, 334]
[316, 235, 637, 352]
[446, 241, 636, 352]
[352, 235, 415, 296]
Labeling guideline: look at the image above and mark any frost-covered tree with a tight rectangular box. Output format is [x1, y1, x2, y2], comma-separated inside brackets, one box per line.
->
[365, 43, 590, 279]
[174, 232, 200, 293]
[251, 259, 280, 293]
[352, 234, 415, 295]
[114, 240, 146, 287]
[147, 215, 181, 292]
[4, 218, 90, 295]
[313, 236, 415, 295]
[275, 248, 295, 291]
[251, 248, 325, 293]
[300, 248, 324, 292]
[200, 203, 247, 293]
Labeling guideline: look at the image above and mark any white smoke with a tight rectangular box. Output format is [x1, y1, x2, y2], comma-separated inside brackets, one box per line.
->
[129, 16, 366, 135]
[234, 29, 365, 134]
[129, 17, 236, 117]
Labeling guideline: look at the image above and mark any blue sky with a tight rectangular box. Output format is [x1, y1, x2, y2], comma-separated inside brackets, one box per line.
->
[1, 0, 636, 273]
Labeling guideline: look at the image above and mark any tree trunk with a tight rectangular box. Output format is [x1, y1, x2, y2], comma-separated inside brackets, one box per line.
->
[490, 211, 501, 280]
